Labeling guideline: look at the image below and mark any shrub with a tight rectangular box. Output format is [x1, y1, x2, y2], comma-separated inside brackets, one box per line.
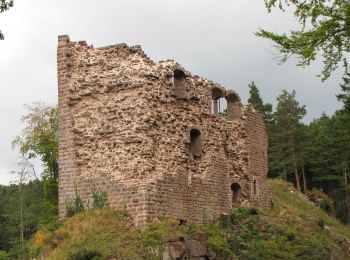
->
[67, 246, 103, 260]
[231, 206, 258, 224]
[0, 251, 8, 260]
[320, 198, 333, 214]
[307, 188, 334, 214]
[284, 227, 297, 241]
[317, 219, 325, 229]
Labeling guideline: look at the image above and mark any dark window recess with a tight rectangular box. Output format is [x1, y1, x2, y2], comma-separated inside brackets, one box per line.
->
[226, 92, 240, 120]
[179, 219, 187, 226]
[189, 129, 202, 158]
[231, 183, 241, 204]
[173, 69, 187, 99]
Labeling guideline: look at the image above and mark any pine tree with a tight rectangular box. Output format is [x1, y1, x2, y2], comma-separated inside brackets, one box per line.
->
[270, 90, 306, 191]
[247, 81, 273, 121]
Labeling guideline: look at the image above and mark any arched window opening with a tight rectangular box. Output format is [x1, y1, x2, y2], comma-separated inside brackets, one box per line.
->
[173, 69, 187, 99]
[211, 87, 224, 116]
[253, 180, 257, 195]
[231, 183, 241, 204]
[226, 91, 241, 121]
[189, 129, 202, 158]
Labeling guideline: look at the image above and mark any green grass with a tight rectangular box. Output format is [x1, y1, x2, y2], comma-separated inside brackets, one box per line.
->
[31, 179, 350, 259]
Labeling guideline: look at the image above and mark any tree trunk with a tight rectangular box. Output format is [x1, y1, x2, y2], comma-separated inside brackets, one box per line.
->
[19, 182, 24, 258]
[291, 146, 301, 192]
[343, 167, 350, 224]
[302, 165, 307, 194]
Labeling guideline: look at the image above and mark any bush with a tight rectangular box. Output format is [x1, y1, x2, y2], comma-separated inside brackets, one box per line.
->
[231, 206, 258, 224]
[317, 219, 325, 229]
[67, 246, 103, 260]
[0, 251, 8, 260]
[307, 188, 334, 214]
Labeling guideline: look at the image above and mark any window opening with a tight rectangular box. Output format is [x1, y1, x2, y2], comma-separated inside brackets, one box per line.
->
[173, 69, 187, 99]
[231, 183, 241, 204]
[189, 129, 202, 158]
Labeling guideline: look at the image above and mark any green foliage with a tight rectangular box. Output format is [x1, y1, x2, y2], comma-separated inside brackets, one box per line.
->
[0, 0, 13, 40]
[29, 180, 350, 259]
[231, 206, 258, 224]
[65, 185, 85, 217]
[92, 185, 110, 209]
[204, 223, 233, 257]
[12, 102, 58, 180]
[337, 71, 350, 112]
[30, 210, 166, 260]
[307, 188, 334, 214]
[258, 0, 350, 81]
[247, 81, 273, 121]
[0, 180, 59, 259]
[66, 185, 112, 217]
[0, 251, 8, 260]
[67, 246, 103, 260]
[317, 219, 326, 229]
[140, 220, 180, 259]
[268, 89, 306, 184]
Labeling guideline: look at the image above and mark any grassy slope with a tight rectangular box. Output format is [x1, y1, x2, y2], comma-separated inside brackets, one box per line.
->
[255, 179, 350, 259]
[31, 179, 350, 260]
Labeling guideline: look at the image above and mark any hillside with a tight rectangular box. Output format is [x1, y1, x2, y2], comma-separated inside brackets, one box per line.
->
[30, 179, 350, 259]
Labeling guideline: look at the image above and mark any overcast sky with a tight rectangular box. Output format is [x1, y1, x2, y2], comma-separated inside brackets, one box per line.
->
[0, 0, 343, 184]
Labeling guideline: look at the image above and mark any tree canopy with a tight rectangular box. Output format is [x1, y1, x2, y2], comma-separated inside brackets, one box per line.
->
[247, 81, 273, 120]
[0, 0, 13, 40]
[12, 102, 58, 181]
[257, 0, 350, 81]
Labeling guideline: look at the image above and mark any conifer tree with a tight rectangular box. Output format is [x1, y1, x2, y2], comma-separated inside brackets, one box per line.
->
[270, 90, 306, 191]
[247, 81, 273, 121]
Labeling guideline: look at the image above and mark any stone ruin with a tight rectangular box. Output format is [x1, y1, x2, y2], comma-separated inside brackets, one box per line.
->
[57, 35, 271, 227]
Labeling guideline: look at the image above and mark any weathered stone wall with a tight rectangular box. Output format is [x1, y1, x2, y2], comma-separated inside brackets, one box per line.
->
[244, 108, 272, 208]
[57, 35, 271, 227]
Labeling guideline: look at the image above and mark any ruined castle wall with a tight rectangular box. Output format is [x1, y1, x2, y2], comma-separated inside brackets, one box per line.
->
[57, 36, 160, 225]
[58, 35, 79, 218]
[58, 35, 271, 227]
[141, 74, 253, 223]
[244, 108, 271, 208]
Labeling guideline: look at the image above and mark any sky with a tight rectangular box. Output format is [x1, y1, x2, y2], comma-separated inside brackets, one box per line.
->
[0, 0, 343, 184]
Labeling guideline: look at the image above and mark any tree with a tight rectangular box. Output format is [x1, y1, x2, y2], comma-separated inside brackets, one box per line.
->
[247, 81, 273, 121]
[0, 0, 13, 40]
[12, 102, 58, 181]
[10, 157, 35, 259]
[337, 71, 350, 112]
[269, 90, 306, 191]
[257, 0, 350, 81]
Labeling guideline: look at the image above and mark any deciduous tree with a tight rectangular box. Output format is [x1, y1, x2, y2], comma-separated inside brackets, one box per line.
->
[12, 102, 58, 181]
[0, 0, 13, 40]
[257, 0, 350, 81]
